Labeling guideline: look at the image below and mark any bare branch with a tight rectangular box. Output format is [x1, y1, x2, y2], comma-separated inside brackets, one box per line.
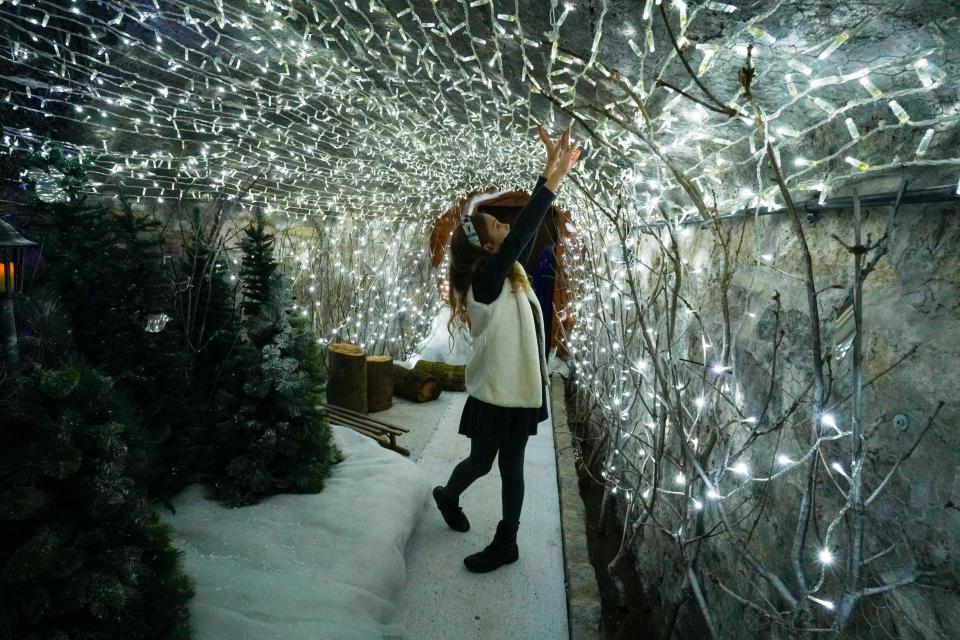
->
[865, 401, 945, 507]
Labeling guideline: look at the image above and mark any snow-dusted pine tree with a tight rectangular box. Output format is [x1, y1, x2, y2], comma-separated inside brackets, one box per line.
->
[210, 214, 343, 506]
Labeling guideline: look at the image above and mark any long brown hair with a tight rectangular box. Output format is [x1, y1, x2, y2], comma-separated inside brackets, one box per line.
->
[446, 213, 530, 342]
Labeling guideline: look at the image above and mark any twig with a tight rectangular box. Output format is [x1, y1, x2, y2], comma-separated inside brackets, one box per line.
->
[858, 567, 949, 597]
[709, 572, 784, 622]
[687, 565, 721, 639]
[837, 190, 866, 628]
[862, 541, 899, 566]
[741, 45, 826, 601]
[865, 401, 944, 507]
[828, 344, 919, 413]
[655, 78, 738, 116]
[657, 2, 738, 117]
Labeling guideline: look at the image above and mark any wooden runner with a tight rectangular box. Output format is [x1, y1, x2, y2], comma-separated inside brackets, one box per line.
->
[324, 402, 411, 457]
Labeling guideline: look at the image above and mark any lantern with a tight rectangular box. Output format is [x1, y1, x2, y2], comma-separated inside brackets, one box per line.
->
[0, 219, 38, 368]
[0, 220, 35, 294]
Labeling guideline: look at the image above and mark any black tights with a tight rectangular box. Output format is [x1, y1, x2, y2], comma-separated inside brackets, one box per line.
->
[444, 429, 529, 527]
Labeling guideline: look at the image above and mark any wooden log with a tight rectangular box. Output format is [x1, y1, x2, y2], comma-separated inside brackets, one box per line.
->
[326, 342, 367, 414]
[392, 364, 441, 403]
[366, 355, 394, 413]
[413, 359, 466, 391]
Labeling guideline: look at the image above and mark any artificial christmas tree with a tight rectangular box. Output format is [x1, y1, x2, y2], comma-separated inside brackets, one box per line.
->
[237, 208, 278, 319]
[210, 215, 343, 506]
[0, 290, 194, 640]
[18, 149, 201, 499]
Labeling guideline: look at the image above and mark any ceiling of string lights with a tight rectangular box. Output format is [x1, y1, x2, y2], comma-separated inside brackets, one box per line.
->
[1, 0, 958, 225]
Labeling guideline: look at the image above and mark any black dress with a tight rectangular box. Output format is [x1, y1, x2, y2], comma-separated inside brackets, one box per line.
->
[458, 175, 555, 439]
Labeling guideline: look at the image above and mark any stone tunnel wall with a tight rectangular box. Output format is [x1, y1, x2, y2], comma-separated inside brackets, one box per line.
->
[574, 167, 959, 639]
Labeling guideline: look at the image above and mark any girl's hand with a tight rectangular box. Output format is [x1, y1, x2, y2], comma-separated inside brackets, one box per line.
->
[538, 123, 562, 168]
[555, 128, 582, 177]
[542, 128, 582, 193]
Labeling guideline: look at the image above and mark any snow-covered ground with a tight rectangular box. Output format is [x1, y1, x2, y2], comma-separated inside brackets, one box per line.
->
[158, 426, 431, 640]
[386, 385, 568, 640]
[159, 307, 570, 639]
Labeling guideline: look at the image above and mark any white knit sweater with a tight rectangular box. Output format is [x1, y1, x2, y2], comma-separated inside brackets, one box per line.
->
[464, 264, 550, 408]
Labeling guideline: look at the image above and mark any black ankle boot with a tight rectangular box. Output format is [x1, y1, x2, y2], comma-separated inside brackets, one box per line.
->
[463, 520, 519, 573]
[433, 486, 470, 532]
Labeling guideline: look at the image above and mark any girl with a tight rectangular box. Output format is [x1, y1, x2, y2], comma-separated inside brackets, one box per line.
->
[434, 125, 582, 573]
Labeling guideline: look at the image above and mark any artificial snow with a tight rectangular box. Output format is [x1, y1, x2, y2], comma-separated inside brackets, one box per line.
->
[156, 309, 570, 640]
[405, 304, 473, 367]
[158, 425, 431, 640]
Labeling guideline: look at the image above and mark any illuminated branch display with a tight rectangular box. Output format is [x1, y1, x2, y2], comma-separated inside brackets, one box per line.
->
[1, 0, 956, 636]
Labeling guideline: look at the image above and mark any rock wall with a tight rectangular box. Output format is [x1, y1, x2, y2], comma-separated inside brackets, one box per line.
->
[577, 168, 958, 639]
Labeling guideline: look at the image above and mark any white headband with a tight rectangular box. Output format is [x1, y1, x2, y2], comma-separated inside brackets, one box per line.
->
[460, 188, 514, 248]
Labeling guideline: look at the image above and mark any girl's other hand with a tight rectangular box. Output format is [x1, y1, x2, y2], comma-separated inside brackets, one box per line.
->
[543, 128, 581, 194]
[555, 129, 581, 177]
[538, 123, 563, 165]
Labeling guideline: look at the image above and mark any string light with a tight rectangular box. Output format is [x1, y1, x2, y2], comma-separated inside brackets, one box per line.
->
[830, 462, 852, 481]
[2, 3, 954, 626]
[915, 129, 935, 157]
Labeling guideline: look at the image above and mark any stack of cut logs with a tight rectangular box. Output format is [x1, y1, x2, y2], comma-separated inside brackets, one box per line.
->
[325, 342, 465, 414]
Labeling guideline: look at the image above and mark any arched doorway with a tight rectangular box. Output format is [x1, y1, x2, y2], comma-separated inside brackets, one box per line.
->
[429, 186, 581, 359]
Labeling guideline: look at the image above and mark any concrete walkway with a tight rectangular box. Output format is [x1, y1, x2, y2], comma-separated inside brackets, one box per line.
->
[380, 381, 569, 640]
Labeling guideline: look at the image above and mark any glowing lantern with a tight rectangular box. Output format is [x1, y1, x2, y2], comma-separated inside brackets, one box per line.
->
[0, 220, 35, 294]
[0, 262, 12, 294]
[0, 219, 38, 368]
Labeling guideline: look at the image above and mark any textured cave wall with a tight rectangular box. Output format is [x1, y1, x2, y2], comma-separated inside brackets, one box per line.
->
[592, 167, 959, 639]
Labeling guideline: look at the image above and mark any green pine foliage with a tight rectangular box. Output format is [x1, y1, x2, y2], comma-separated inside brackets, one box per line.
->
[19, 149, 201, 500]
[181, 207, 243, 383]
[1, 147, 348, 640]
[167, 207, 246, 487]
[238, 208, 278, 318]
[12, 282, 77, 371]
[0, 354, 194, 640]
[211, 221, 342, 506]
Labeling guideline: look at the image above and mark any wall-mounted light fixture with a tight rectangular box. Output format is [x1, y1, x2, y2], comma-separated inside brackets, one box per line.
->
[0, 219, 38, 369]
